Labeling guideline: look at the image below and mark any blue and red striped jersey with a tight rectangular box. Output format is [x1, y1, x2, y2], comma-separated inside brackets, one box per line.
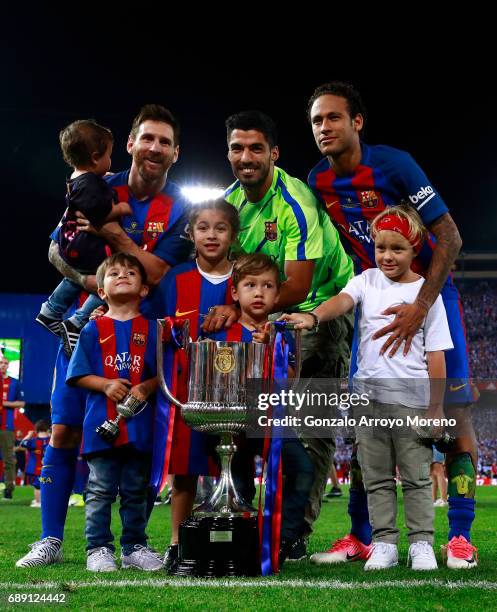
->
[207, 322, 254, 342]
[157, 260, 234, 340]
[105, 171, 192, 266]
[1, 377, 23, 431]
[23, 436, 50, 476]
[66, 315, 157, 455]
[308, 143, 449, 278]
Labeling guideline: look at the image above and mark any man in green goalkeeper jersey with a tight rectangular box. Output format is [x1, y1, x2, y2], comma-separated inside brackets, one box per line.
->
[203, 110, 354, 558]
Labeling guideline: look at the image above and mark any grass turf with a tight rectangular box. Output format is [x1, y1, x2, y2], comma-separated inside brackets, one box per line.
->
[1, 485, 496, 610]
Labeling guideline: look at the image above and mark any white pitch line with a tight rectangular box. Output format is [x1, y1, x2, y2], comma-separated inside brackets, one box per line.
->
[0, 579, 496, 590]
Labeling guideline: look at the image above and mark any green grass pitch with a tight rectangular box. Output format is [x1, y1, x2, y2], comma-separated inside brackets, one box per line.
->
[1, 485, 496, 610]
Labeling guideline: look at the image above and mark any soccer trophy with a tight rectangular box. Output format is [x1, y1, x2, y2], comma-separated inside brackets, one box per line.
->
[95, 393, 149, 444]
[157, 319, 300, 577]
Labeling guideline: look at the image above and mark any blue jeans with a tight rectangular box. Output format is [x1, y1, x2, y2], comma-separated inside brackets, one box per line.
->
[42, 278, 104, 327]
[85, 447, 151, 554]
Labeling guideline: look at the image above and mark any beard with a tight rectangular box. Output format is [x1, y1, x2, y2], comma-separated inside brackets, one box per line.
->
[134, 152, 171, 183]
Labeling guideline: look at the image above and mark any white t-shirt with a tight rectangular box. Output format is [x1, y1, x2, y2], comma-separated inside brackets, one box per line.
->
[342, 268, 453, 408]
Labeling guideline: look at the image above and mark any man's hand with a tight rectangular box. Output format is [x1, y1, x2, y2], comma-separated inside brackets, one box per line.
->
[201, 304, 240, 333]
[89, 305, 107, 320]
[373, 302, 427, 357]
[103, 379, 131, 402]
[278, 312, 315, 330]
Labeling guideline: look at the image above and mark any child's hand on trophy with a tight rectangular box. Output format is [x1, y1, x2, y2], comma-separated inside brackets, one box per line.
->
[130, 377, 159, 401]
[103, 379, 132, 402]
[252, 322, 270, 344]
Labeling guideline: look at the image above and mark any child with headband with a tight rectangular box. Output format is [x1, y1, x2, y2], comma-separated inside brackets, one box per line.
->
[282, 204, 453, 572]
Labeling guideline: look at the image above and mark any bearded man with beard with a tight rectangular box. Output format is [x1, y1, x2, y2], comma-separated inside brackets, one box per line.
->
[16, 104, 191, 569]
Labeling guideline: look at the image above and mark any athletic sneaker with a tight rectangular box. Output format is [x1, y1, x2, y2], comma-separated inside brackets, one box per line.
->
[121, 545, 164, 571]
[279, 537, 307, 565]
[68, 493, 85, 507]
[60, 320, 81, 357]
[408, 541, 438, 570]
[30, 500, 41, 508]
[364, 542, 398, 571]
[164, 544, 179, 573]
[324, 486, 343, 499]
[163, 490, 172, 505]
[35, 313, 62, 337]
[442, 535, 478, 569]
[310, 534, 372, 565]
[15, 537, 62, 568]
[3, 489, 13, 500]
[87, 547, 118, 572]
[433, 498, 448, 507]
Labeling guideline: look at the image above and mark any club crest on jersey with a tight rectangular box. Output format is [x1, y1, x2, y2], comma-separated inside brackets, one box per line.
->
[132, 332, 146, 347]
[146, 221, 165, 239]
[360, 190, 379, 208]
[264, 221, 278, 242]
[214, 347, 236, 374]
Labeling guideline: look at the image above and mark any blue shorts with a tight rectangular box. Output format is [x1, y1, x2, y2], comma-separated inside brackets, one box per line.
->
[26, 474, 41, 489]
[349, 282, 475, 405]
[50, 345, 86, 428]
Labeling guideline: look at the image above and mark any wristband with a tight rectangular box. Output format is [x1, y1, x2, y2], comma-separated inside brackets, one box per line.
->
[307, 311, 320, 332]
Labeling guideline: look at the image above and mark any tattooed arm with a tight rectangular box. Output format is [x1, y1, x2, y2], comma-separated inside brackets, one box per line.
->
[373, 213, 462, 356]
[48, 240, 98, 293]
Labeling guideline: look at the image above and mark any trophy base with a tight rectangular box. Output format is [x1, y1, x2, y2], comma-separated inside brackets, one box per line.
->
[170, 515, 260, 577]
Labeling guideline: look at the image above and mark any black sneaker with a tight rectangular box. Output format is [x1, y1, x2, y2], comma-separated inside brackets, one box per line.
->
[36, 313, 62, 337]
[164, 544, 179, 573]
[60, 320, 82, 357]
[163, 490, 172, 505]
[279, 537, 307, 566]
[286, 537, 307, 562]
[3, 489, 13, 500]
[325, 486, 343, 498]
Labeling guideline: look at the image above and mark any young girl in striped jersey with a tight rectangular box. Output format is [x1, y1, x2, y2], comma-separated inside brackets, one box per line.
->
[156, 198, 240, 571]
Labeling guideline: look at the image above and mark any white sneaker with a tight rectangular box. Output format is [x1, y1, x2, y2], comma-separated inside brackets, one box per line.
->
[408, 541, 438, 570]
[121, 545, 164, 571]
[16, 537, 62, 568]
[86, 547, 118, 572]
[30, 500, 41, 508]
[433, 498, 448, 507]
[364, 542, 398, 570]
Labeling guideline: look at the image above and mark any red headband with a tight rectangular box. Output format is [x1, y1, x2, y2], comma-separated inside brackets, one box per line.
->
[375, 215, 422, 253]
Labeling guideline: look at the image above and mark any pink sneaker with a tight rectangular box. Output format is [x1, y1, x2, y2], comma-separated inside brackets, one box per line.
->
[310, 534, 372, 565]
[442, 535, 478, 569]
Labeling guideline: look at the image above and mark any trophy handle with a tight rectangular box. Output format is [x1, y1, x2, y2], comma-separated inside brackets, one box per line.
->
[269, 321, 301, 383]
[157, 319, 189, 410]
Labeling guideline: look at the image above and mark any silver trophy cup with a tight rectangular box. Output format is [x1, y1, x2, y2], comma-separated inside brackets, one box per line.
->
[157, 320, 301, 516]
[96, 393, 149, 444]
[157, 319, 301, 576]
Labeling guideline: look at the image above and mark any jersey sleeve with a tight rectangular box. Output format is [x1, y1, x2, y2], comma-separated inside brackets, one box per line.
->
[66, 323, 97, 384]
[390, 151, 449, 226]
[151, 208, 193, 266]
[423, 295, 454, 352]
[280, 183, 323, 261]
[340, 272, 366, 306]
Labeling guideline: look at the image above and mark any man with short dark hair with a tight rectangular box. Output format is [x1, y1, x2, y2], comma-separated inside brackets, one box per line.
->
[307, 81, 478, 570]
[204, 110, 354, 561]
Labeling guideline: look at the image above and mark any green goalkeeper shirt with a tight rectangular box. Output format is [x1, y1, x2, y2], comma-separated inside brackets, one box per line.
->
[225, 166, 353, 312]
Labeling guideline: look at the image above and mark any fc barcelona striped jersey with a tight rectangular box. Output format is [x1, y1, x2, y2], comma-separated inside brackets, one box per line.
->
[66, 315, 157, 455]
[156, 260, 234, 340]
[1, 376, 23, 431]
[22, 437, 50, 476]
[225, 167, 353, 312]
[105, 171, 192, 266]
[308, 143, 449, 279]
